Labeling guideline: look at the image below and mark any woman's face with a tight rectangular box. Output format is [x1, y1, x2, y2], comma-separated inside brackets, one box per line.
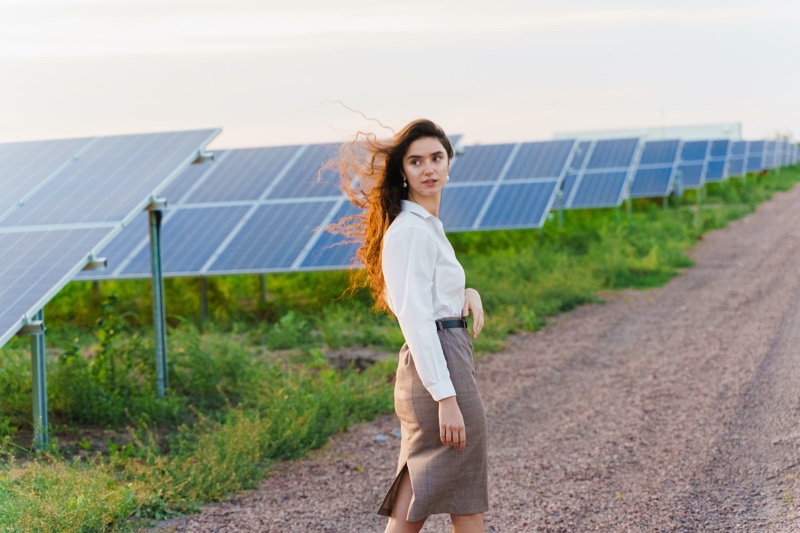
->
[402, 136, 450, 201]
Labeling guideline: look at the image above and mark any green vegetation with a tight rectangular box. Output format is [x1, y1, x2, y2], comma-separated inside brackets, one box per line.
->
[1, 165, 799, 531]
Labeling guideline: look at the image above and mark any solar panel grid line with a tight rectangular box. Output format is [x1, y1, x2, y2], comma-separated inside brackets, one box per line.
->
[0, 137, 100, 225]
[563, 139, 598, 208]
[471, 143, 522, 229]
[290, 197, 349, 269]
[195, 145, 309, 273]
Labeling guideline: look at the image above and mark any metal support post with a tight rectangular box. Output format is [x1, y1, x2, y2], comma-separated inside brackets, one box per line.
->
[26, 311, 48, 450]
[200, 276, 208, 324]
[260, 274, 267, 303]
[148, 201, 168, 398]
[557, 190, 564, 229]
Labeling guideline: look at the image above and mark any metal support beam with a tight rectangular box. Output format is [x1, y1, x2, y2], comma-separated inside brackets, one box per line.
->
[24, 311, 48, 450]
[200, 276, 208, 324]
[148, 201, 168, 398]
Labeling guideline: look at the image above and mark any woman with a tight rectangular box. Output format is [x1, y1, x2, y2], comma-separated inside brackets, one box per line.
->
[335, 119, 488, 532]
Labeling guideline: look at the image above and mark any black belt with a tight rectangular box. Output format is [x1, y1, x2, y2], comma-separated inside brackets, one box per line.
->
[435, 318, 467, 330]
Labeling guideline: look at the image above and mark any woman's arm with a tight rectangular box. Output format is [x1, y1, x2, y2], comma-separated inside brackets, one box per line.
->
[462, 288, 484, 339]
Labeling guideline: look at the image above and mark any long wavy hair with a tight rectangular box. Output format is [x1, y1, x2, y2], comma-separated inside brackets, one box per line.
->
[328, 119, 454, 314]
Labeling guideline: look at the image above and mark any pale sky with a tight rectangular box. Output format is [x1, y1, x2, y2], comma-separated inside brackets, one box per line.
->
[1, 0, 798, 149]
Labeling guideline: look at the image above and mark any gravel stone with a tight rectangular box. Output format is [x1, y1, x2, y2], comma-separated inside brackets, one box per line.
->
[152, 186, 800, 532]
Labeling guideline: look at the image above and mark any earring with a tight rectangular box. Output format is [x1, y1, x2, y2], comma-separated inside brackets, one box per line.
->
[403, 178, 408, 188]
[446, 174, 450, 181]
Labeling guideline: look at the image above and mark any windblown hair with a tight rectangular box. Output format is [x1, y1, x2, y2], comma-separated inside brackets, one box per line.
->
[328, 119, 454, 314]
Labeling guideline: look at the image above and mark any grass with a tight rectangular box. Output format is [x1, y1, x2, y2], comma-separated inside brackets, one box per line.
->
[0, 164, 799, 531]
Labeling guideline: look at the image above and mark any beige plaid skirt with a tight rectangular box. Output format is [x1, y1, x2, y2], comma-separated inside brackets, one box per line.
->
[377, 317, 488, 521]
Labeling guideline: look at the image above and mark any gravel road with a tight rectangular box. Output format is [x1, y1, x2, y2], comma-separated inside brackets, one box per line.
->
[155, 186, 800, 532]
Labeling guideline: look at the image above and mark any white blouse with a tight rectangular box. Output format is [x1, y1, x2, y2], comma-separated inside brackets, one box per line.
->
[382, 200, 466, 401]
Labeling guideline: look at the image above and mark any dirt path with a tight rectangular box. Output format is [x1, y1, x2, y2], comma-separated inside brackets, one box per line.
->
[155, 187, 800, 532]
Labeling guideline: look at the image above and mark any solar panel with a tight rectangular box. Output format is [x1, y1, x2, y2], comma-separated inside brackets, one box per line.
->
[726, 141, 748, 177]
[448, 144, 515, 183]
[746, 141, 765, 172]
[704, 139, 731, 183]
[185, 145, 303, 203]
[676, 140, 711, 189]
[119, 206, 252, 277]
[563, 138, 642, 208]
[629, 139, 681, 198]
[298, 201, 361, 270]
[207, 201, 338, 274]
[0, 137, 95, 220]
[266, 143, 341, 199]
[0, 129, 219, 348]
[440, 185, 494, 230]
[478, 181, 560, 228]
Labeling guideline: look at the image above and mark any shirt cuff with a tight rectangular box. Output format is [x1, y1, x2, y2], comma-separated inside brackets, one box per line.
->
[427, 380, 457, 402]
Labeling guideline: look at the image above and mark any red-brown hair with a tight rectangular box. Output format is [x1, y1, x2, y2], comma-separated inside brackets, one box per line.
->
[328, 119, 454, 313]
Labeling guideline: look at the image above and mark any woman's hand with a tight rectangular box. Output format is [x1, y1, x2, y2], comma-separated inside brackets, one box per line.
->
[462, 288, 484, 339]
[438, 396, 466, 450]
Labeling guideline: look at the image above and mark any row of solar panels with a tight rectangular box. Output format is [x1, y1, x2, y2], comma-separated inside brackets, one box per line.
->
[0, 130, 220, 347]
[78, 137, 799, 281]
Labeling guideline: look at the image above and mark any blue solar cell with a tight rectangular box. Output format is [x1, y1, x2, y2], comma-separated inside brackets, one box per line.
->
[705, 161, 727, 182]
[1, 130, 218, 227]
[680, 141, 709, 162]
[504, 140, 574, 180]
[266, 144, 341, 199]
[479, 181, 558, 229]
[185, 145, 303, 203]
[567, 141, 592, 172]
[639, 140, 680, 165]
[0, 227, 111, 347]
[119, 206, 251, 276]
[630, 167, 673, 198]
[677, 163, 704, 189]
[730, 141, 747, 156]
[208, 201, 337, 272]
[710, 140, 730, 158]
[568, 171, 628, 208]
[746, 155, 764, 172]
[440, 185, 493, 231]
[0, 137, 94, 220]
[299, 202, 361, 270]
[727, 158, 745, 177]
[586, 139, 638, 169]
[449, 144, 515, 183]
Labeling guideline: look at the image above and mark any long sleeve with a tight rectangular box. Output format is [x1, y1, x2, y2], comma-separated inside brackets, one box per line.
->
[383, 225, 456, 401]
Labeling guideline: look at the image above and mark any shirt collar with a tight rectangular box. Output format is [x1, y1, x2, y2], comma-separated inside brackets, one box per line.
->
[401, 199, 435, 220]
